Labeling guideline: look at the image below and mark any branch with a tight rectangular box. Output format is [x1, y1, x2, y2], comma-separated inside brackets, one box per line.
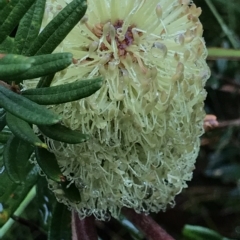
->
[204, 114, 218, 132]
[204, 114, 240, 130]
[71, 211, 98, 240]
[122, 208, 175, 240]
[0, 186, 36, 238]
[217, 118, 240, 128]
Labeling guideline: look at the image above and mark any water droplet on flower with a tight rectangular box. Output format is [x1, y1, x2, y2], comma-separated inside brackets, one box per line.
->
[151, 42, 167, 58]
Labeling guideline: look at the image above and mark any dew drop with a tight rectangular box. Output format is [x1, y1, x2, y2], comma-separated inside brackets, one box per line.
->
[151, 42, 167, 58]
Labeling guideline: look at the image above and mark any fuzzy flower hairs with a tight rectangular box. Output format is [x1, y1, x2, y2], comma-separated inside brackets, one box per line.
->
[32, 0, 210, 220]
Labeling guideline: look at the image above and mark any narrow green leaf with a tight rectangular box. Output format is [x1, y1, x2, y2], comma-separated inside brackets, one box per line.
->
[0, 165, 38, 226]
[48, 201, 71, 240]
[0, 85, 62, 125]
[0, 0, 9, 9]
[6, 52, 73, 82]
[22, 77, 103, 105]
[60, 182, 81, 203]
[26, 0, 87, 55]
[35, 147, 65, 182]
[13, 0, 46, 55]
[0, 109, 6, 131]
[182, 225, 231, 240]
[3, 135, 34, 184]
[0, 54, 34, 79]
[0, 132, 11, 144]
[0, 37, 14, 54]
[0, 53, 34, 65]
[38, 124, 89, 144]
[0, 63, 31, 79]
[37, 73, 55, 88]
[0, 0, 15, 27]
[6, 112, 47, 148]
[0, 0, 36, 44]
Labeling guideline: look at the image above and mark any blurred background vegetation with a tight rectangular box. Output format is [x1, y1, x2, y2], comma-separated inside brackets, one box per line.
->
[1, 0, 240, 239]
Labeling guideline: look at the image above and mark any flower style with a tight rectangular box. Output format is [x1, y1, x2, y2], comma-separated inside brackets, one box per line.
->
[41, 0, 210, 220]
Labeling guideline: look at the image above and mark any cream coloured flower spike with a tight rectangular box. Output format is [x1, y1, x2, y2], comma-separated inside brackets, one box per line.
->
[39, 0, 210, 220]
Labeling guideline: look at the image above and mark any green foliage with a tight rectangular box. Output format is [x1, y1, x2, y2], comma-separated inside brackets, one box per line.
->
[183, 225, 232, 240]
[0, 0, 101, 238]
[0, 0, 36, 44]
[0, 85, 62, 125]
[37, 73, 55, 88]
[48, 202, 71, 240]
[22, 77, 103, 105]
[60, 181, 81, 203]
[0, 148, 38, 227]
[0, 0, 9, 9]
[6, 112, 47, 148]
[0, 37, 14, 53]
[38, 123, 89, 144]
[0, 109, 6, 131]
[13, 0, 46, 55]
[36, 177, 55, 230]
[3, 136, 34, 184]
[26, 0, 87, 56]
[0, 131, 11, 144]
[4, 53, 73, 82]
[0, 54, 34, 79]
[35, 147, 64, 182]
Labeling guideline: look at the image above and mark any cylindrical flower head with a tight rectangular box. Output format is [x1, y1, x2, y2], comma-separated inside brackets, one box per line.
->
[41, 0, 210, 220]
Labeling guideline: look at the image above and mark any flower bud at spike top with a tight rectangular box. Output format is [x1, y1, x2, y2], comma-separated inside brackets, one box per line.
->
[39, 0, 210, 220]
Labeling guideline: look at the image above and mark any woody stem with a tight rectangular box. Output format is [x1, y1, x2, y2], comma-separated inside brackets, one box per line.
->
[122, 207, 175, 240]
[71, 211, 98, 240]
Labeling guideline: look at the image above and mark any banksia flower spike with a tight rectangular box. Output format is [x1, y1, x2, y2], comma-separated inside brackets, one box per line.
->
[39, 0, 210, 220]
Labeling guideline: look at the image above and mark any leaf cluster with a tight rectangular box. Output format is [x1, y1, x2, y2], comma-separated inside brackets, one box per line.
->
[0, 0, 102, 235]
